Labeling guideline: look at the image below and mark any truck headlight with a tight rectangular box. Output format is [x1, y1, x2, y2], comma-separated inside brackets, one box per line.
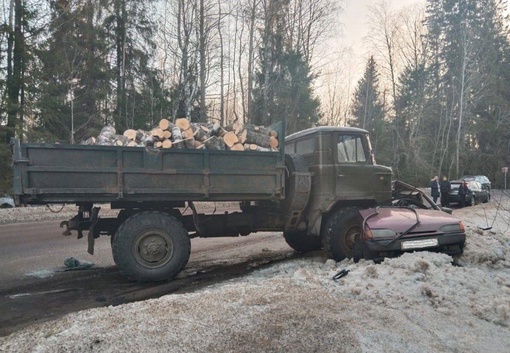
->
[440, 222, 465, 233]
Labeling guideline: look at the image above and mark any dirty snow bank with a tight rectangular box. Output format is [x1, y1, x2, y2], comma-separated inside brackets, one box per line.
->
[2, 249, 510, 352]
[1, 198, 510, 352]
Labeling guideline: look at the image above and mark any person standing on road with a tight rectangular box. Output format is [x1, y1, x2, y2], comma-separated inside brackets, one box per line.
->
[458, 180, 469, 208]
[430, 176, 440, 204]
[439, 176, 451, 207]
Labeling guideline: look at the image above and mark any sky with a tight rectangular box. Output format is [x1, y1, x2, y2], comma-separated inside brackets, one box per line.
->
[339, 0, 510, 64]
[340, 0, 425, 67]
[314, 0, 427, 123]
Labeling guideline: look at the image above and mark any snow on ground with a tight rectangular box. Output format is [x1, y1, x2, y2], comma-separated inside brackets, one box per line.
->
[1, 194, 510, 352]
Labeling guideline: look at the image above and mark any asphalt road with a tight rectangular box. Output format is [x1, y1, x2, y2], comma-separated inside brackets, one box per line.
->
[0, 221, 116, 291]
[0, 220, 296, 336]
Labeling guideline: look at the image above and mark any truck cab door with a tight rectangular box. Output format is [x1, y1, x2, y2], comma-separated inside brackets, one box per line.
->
[334, 134, 374, 199]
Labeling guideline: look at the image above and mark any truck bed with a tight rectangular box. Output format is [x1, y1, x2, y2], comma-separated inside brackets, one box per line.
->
[12, 125, 285, 205]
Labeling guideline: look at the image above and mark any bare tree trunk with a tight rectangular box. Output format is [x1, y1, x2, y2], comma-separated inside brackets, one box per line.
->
[246, 0, 257, 124]
[114, 0, 127, 131]
[456, 46, 467, 178]
[4, 0, 15, 144]
[199, 0, 207, 122]
[5, 0, 23, 143]
[176, 0, 197, 120]
[232, 5, 244, 123]
[217, 0, 225, 125]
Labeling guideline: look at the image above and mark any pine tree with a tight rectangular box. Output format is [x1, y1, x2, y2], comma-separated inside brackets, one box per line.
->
[252, 0, 321, 133]
[350, 57, 385, 133]
[35, 1, 109, 143]
[106, 0, 158, 131]
[3, 0, 38, 143]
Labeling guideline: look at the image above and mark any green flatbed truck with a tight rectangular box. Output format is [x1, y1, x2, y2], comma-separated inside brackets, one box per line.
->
[11, 122, 393, 281]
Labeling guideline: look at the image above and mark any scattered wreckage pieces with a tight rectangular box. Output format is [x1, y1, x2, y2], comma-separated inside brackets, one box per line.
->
[83, 119, 280, 152]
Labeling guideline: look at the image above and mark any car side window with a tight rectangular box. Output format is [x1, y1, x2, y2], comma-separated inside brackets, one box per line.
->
[337, 135, 367, 163]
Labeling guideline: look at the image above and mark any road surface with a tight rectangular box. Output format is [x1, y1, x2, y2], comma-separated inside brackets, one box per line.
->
[0, 220, 297, 336]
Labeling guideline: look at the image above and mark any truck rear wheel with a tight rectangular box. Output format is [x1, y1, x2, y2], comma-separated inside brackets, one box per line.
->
[283, 231, 322, 253]
[321, 207, 362, 261]
[112, 211, 190, 282]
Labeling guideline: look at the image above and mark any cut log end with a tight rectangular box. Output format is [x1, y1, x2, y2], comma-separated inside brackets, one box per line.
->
[223, 131, 239, 148]
[162, 139, 173, 148]
[175, 118, 191, 131]
[151, 128, 165, 140]
[123, 129, 137, 140]
[159, 118, 171, 131]
[269, 136, 279, 148]
[230, 143, 244, 151]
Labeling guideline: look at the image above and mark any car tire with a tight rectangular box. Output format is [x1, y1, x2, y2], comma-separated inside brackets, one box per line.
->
[283, 231, 322, 253]
[112, 211, 190, 282]
[321, 207, 362, 261]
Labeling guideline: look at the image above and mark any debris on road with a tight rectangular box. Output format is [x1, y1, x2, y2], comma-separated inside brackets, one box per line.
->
[63, 257, 93, 271]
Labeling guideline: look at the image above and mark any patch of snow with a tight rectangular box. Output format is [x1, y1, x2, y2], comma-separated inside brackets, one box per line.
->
[25, 269, 55, 279]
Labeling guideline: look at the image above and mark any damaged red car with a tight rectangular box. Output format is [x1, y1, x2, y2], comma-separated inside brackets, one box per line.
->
[353, 181, 466, 262]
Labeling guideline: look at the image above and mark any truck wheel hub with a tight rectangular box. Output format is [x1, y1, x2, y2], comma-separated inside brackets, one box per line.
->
[145, 240, 164, 255]
[134, 231, 174, 267]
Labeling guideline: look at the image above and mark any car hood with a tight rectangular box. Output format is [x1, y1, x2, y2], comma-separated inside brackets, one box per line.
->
[359, 207, 462, 234]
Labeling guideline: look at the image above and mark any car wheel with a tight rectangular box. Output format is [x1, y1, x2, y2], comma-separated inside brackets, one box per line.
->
[468, 195, 476, 206]
[321, 207, 362, 261]
[283, 231, 322, 253]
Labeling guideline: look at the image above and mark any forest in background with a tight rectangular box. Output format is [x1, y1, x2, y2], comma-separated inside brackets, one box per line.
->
[1, 0, 510, 193]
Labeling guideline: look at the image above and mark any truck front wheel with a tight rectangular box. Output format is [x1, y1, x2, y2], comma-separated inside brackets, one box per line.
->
[112, 211, 191, 282]
[283, 231, 322, 253]
[321, 207, 362, 261]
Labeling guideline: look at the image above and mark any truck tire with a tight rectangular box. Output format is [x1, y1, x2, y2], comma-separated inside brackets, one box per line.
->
[321, 207, 362, 261]
[112, 211, 190, 282]
[283, 231, 322, 253]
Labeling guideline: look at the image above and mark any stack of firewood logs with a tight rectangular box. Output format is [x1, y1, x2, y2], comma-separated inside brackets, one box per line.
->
[82, 118, 279, 152]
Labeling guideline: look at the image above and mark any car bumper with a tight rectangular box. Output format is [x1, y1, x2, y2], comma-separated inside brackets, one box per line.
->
[362, 233, 466, 258]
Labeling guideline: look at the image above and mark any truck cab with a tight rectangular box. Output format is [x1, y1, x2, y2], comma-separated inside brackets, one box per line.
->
[284, 126, 393, 237]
